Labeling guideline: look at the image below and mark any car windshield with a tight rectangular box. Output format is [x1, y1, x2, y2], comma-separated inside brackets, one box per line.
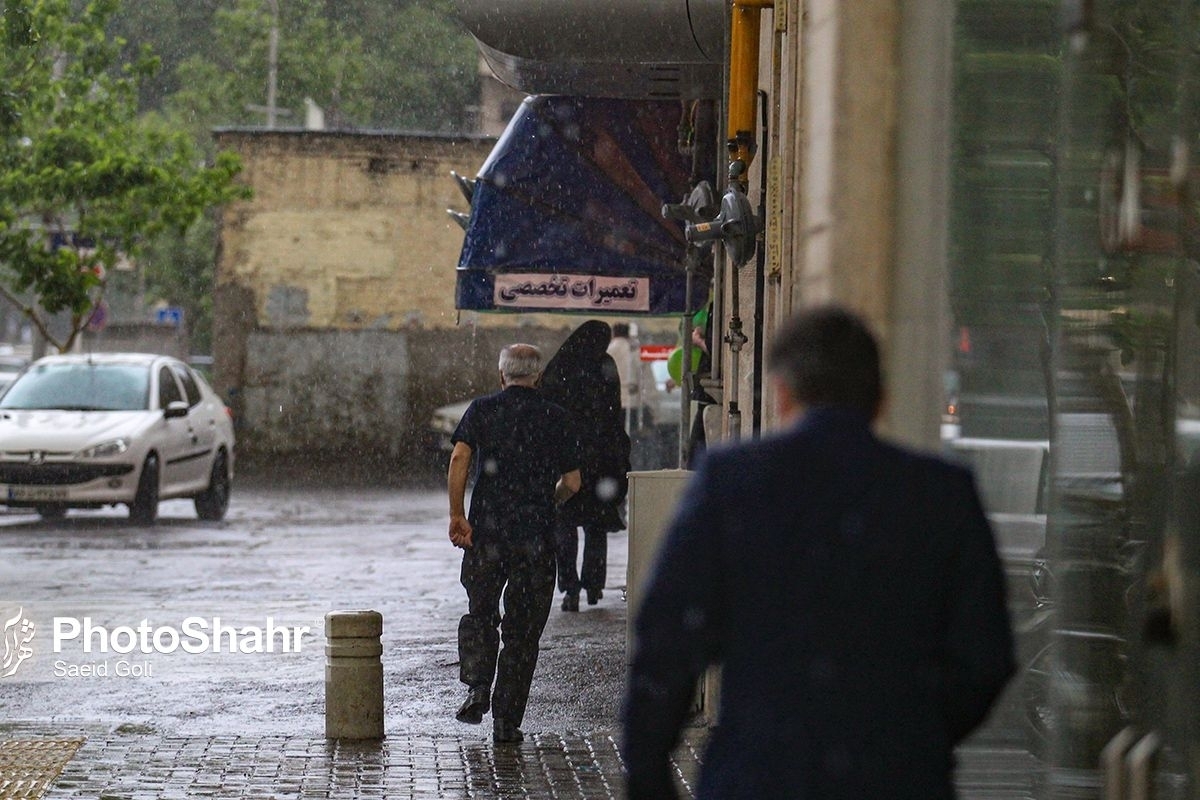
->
[0, 363, 150, 411]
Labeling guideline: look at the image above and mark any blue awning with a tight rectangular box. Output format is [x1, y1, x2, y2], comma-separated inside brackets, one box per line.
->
[455, 96, 705, 315]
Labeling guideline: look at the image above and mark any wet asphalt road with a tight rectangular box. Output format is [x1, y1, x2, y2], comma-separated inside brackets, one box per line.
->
[0, 471, 630, 741]
[0, 470, 1055, 800]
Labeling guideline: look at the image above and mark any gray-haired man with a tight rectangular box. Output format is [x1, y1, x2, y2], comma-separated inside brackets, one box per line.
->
[448, 343, 582, 743]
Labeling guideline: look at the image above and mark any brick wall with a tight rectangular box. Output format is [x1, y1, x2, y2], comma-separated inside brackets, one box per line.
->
[211, 130, 586, 469]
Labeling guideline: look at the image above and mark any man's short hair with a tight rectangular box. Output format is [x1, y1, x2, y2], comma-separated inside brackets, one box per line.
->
[767, 305, 882, 415]
[612, 322, 630, 338]
[499, 344, 543, 381]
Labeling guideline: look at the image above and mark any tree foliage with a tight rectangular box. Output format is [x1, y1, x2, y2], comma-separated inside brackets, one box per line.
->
[116, 0, 478, 134]
[339, 0, 479, 132]
[164, 0, 370, 139]
[106, 0, 223, 113]
[0, 0, 481, 354]
[0, 0, 249, 352]
[136, 210, 222, 354]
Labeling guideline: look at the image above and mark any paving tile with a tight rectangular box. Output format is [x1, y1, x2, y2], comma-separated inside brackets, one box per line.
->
[0, 720, 1057, 799]
[4, 727, 699, 800]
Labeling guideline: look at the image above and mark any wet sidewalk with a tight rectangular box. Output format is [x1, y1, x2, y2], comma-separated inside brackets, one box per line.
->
[0, 485, 672, 798]
[0, 721, 707, 799]
[0, 721, 1038, 800]
[0, 483, 1039, 799]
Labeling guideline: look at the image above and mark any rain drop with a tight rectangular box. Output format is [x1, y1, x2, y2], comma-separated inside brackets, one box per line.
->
[595, 476, 619, 502]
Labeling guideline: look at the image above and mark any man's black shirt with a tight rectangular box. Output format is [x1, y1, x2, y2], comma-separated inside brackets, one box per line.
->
[451, 385, 581, 536]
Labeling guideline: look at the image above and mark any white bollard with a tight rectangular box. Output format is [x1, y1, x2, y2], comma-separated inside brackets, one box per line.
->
[324, 609, 384, 739]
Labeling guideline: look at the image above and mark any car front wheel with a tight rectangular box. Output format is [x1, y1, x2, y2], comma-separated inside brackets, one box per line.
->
[129, 454, 160, 525]
[194, 450, 231, 521]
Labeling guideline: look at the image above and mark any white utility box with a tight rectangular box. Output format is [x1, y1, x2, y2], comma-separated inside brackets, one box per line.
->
[625, 468, 692, 663]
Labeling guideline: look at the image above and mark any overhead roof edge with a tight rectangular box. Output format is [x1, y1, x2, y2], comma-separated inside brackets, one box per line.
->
[455, 0, 725, 99]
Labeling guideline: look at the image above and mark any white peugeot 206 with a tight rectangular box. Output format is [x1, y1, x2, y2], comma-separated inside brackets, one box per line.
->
[0, 353, 235, 524]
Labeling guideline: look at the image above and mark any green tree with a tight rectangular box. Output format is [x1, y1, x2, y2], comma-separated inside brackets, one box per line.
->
[95, 0, 478, 358]
[137, 212, 221, 353]
[119, 0, 478, 134]
[337, 0, 479, 131]
[164, 0, 368, 140]
[0, 0, 248, 352]
[107, 0, 223, 112]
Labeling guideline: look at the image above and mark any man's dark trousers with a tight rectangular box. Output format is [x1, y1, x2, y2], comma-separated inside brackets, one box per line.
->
[457, 530, 556, 726]
[554, 520, 607, 596]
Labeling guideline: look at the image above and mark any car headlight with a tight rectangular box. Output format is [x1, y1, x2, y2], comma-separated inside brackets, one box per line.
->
[77, 438, 130, 458]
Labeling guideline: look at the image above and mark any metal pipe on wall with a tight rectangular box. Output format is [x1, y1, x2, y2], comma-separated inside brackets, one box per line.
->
[723, 1, 772, 439]
[753, 89, 769, 437]
[728, 1, 772, 183]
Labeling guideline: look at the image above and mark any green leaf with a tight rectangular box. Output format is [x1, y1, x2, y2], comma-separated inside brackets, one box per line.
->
[0, 0, 246, 352]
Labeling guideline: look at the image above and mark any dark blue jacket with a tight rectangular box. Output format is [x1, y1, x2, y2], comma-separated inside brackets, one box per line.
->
[622, 408, 1015, 799]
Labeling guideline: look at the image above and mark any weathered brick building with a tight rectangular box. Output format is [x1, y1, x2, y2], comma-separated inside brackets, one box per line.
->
[211, 129, 578, 473]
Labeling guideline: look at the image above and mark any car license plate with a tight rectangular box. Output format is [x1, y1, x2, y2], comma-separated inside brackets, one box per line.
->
[5, 485, 68, 502]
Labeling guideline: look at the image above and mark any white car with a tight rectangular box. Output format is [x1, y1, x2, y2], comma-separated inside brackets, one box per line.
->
[0, 353, 235, 523]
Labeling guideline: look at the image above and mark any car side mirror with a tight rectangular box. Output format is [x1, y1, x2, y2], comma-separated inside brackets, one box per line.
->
[164, 400, 189, 419]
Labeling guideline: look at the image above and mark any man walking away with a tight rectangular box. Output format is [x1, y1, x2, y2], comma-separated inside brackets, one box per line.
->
[448, 343, 582, 743]
[622, 305, 1015, 799]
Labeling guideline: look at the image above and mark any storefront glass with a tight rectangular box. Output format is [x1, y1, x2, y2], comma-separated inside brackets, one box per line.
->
[950, 1, 1200, 794]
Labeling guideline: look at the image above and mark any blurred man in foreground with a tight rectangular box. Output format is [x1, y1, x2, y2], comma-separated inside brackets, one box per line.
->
[622, 306, 1015, 799]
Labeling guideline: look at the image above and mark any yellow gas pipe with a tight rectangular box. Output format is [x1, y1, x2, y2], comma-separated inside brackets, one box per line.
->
[727, 0, 773, 187]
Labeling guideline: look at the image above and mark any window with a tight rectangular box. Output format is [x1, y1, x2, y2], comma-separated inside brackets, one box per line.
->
[158, 365, 183, 409]
[172, 364, 202, 407]
[0, 363, 150, 411]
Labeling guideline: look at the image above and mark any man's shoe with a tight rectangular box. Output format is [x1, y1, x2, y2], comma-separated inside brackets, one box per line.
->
[586, 589, 603, 606]
[455, 685, 490, 724]
[493, 718, 525, 743]
[561, 591, 579, 612]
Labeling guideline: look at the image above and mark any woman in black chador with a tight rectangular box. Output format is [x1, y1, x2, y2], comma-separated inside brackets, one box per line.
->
[541, 320, 632, 612]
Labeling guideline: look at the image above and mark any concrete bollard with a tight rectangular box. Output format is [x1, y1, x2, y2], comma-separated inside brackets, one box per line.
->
[324, 609, 384, 739]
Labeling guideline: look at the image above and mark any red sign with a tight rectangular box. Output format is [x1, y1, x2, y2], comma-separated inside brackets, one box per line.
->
[639, 344, 674, 361]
